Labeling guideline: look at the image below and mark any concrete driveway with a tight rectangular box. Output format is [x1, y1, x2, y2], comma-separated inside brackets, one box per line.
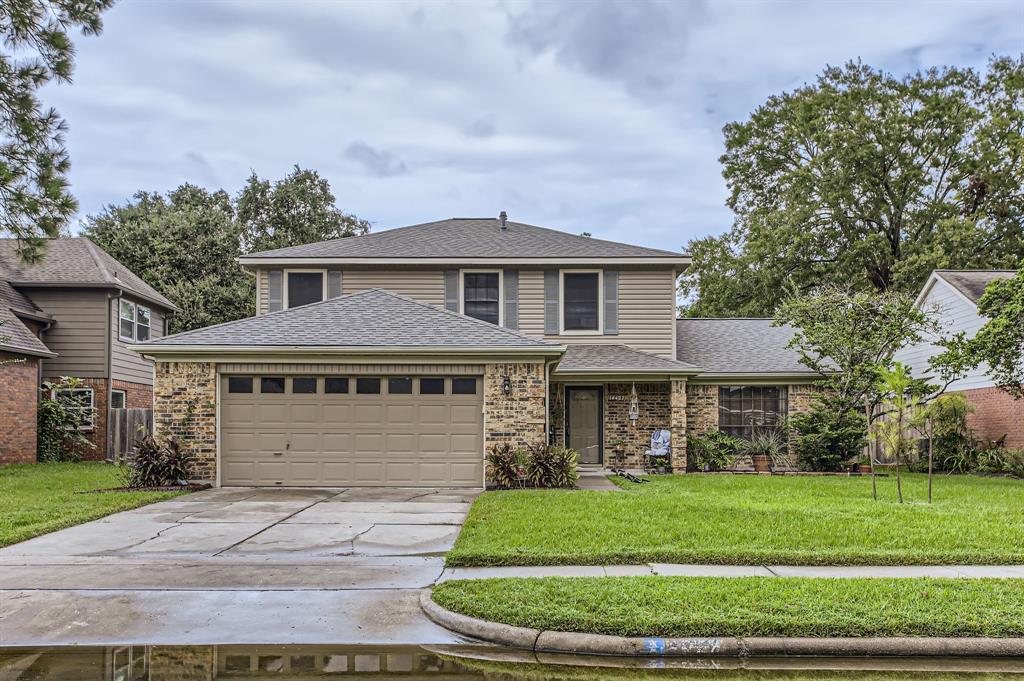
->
[0, 487, 479, 646]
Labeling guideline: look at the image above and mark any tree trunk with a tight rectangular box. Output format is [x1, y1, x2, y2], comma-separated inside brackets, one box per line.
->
[866, 398, 877, 501]
[928, 422, 934, 504]
[895, 411, 904, 504]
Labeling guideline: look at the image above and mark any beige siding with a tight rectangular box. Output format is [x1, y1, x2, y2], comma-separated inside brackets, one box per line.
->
[257, 268, 269, 315]
[110, 294, 163, 385]
[252, 267, 445, 314]
[27, 288, 110, 379]
[519, 268, 678, 358]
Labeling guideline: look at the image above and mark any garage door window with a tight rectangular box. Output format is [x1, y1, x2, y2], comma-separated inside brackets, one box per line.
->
[356, 377, 381, 394]
[261, 377, 285, 394]
[419, 378, 445, 394]
[388, 377, 413, 394]
[292, 377, 317, 394]
[228, 377, 253, 393]
[452, 377, 478, 394]
[325, 377, 349, 394]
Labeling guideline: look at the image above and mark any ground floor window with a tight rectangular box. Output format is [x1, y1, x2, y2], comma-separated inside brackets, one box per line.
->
[54, 387, 95, 430]
[110, 389, 126, 409]
[718, 386, 788, 440]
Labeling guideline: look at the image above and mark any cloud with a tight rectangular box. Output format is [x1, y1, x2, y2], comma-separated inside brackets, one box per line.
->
[343, 141, 408, 178]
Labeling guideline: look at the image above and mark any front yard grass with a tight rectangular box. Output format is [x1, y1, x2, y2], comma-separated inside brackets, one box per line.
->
[432, 576, 1024, 638]
[446, 473, 1024, 566]
[0, 462, 184, 548]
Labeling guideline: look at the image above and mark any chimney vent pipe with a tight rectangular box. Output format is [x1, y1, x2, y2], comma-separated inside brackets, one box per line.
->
[499, 211, 507, 229]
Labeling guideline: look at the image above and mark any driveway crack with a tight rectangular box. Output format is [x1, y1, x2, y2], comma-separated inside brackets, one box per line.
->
[210, 496, 335, 557]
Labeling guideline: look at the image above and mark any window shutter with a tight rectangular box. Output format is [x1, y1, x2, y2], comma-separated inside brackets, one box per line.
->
[603, 270, 619, 335]
[267, 270, 283, 312]
[444, 270, 459, 312]
[503, 270, 519, 330]
[328, 270, 342, 298]
[544, 270, 560, 335]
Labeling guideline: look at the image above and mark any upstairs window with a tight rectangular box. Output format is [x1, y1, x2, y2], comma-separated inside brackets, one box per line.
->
[119, 300, 152, 342]
[462, 271, 500, 325]
[562, 271, 600, 331]
[286, 271, 324, 308]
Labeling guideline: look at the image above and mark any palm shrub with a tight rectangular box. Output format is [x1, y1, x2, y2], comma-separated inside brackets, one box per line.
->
[791, 397, 867, 471]
[687, 429, 742, 471]
[486, 442, 525, 489]
[526, 441, 579, 488]
[122, 434, 194, 488]
[740, 429, 789, 469]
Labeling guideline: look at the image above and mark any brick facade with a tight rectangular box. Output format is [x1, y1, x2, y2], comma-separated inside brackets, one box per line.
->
[0, 352, 39, 465]
[154, 361, 218, 481]
[483, 362, 547, 450]
[962, 386, 1024, 449]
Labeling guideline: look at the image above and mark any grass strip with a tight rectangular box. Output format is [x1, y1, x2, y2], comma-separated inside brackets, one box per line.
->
[432, 576, 1024, 638]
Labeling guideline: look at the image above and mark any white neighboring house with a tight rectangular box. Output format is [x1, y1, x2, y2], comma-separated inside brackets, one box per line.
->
[894, 269, 1022, 448]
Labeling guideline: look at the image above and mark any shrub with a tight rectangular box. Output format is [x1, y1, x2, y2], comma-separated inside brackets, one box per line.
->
[37, 377, 95, 462]
[526, 442, 578, 489]
[687, 429, 741, 471]
[791, 400, 866, 472]
[740, 429, 789, 467]
[122, 434, 194, 488]
[924, 394, 979, 472]
[486, 442, 526, 489]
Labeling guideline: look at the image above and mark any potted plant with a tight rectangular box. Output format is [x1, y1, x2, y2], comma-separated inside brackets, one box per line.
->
[608, 437, 628, 469]
[742, 430, 786, 473]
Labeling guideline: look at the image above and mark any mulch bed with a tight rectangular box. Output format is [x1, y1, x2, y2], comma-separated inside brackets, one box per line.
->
[78, 482, 211, 494]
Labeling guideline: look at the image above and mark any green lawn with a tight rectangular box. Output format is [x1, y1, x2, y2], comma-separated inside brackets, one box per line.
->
[0, 462, 185, 547]
[432, 576, 1024, 638]
[447, 473, 1024, 566]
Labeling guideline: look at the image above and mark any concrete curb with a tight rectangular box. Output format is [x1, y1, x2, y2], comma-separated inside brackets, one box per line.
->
[420, 590, 1024, 658]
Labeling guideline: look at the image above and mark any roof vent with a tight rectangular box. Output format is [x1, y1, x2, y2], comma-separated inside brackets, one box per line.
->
[498, 211, 508, 230]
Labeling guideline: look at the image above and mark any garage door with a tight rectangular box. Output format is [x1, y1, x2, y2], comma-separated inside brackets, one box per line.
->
[220, 374, 484, 487]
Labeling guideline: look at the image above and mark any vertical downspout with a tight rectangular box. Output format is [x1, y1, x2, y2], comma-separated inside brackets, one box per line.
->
[544, 358, 558, 444]
[106, 291, 117, 462]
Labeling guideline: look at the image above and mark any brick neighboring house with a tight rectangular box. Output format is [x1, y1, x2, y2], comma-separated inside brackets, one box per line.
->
[0, 238, 178, 464]
[134, 215, 823, 488]
[894, 269, 1023, 449]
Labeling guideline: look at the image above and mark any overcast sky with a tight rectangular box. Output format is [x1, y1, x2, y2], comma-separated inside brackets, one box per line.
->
[51, 0, 1023, 252]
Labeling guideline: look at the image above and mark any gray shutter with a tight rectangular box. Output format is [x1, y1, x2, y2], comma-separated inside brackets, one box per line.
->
[503, 270, 519, 330]
[603, 270, 619, 335]
[327, 270, 342, 298]
[444, 270, 459, 312]
[267, 269, 283, 312]
[544, 270, 560, 335]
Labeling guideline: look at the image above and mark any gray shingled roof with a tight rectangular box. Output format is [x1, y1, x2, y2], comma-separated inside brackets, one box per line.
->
[0, 280, 54, 357]
[554, 344, 701, 375]
[242, 218, 687, 260]
[140, 288, 561, 350]
[935, 270, 1016, 304]
[676, 318, 817, 375]
[0, 238, 177, 310]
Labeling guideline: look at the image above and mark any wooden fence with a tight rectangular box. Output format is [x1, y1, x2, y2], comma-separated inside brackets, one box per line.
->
[108, 408, 154, 463]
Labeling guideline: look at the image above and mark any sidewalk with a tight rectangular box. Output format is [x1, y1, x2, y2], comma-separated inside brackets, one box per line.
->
[438, 563, 1024, 581]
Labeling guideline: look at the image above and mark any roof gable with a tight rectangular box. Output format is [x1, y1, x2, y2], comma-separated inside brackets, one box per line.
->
[0, 238, 176, 311]
[932, 270, 1016, 306]
[240, 218, 688, 262]
[139, 288, 561, 351]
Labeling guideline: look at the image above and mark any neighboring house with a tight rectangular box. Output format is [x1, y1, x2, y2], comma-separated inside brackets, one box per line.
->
[894, 269, 1022, 449]
[134, 216, 820, 488]
[0, 238, 178, 464]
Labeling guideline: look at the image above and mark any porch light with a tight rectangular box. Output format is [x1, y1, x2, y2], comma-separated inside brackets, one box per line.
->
[502, 375, 512, 396]
[628, 382, 639, 423]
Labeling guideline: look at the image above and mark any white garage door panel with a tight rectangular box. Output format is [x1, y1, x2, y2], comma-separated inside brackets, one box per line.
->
[221, 374, 484, 487]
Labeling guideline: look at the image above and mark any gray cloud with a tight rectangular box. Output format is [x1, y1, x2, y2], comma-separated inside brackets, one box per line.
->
[344, 141, 408, 178]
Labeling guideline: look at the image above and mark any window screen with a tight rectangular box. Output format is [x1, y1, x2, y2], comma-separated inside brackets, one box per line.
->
[119, 300, 135, 340]
[287, 272, 324, 308]
[136, 306, 151, 342]
[261, 377, 285, 394]
[451, 377, 477, 394]
[325, 377, 349, 394]
[718, 386, 788, 440]
[110, 390, 127, 409]
[563, 272, 599, 330]
[291, 377, 317, 394]
[228, 377, 253, 393]
[419, 378, 445, 394]
[356, 377, 381, 394]
[388, 377, 413, 394]
[463, 272, 500, 325]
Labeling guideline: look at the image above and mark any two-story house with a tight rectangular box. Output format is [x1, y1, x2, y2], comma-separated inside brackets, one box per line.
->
[0, 238, 177, 464]
[894, 269, 1022, 448]
[135, 216, 819, 487]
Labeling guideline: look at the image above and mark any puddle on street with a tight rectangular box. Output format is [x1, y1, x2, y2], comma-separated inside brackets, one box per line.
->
[3, 644, 1024, 680]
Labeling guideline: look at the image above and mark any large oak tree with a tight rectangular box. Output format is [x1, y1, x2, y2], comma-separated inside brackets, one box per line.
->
[683, 57, 1024, 317]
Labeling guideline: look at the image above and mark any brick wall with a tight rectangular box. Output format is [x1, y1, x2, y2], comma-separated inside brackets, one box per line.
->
[114, 379, 154, 409]
[154, 361, 217, 481]
[77, 377, 108, 460]
[0, 352, 39, 465]
[603, 382, 669, 468]
[483, 362, 547, 451]
[962, 386, 1024, 449]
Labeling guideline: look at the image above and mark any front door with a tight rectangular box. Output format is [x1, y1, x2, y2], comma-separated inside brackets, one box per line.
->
[566, 387, 602, 465]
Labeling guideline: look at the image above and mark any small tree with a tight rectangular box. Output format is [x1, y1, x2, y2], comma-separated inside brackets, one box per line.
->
[873, 363, 922, 503]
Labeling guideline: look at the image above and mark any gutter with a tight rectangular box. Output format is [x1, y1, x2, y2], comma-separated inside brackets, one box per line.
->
[128, 344, 567, 357]
[238, 256, 692, 267]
